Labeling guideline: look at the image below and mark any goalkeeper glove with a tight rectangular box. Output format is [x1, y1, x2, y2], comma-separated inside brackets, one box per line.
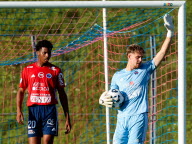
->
[164, 14, 174, 38]
[99, 91, 113, 107]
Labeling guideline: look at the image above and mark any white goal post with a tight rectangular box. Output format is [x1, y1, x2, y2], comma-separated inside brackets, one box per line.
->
[0, 1, 186, 144]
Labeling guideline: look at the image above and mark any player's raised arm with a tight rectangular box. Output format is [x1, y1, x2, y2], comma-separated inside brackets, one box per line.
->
[153, 14, 174, 67]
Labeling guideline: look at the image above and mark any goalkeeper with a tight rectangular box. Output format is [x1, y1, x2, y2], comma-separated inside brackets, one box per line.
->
[99, 14, 174, 144]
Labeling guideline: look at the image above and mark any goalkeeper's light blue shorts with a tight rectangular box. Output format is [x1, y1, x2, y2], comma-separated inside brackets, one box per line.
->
[113, 113, 148, 144]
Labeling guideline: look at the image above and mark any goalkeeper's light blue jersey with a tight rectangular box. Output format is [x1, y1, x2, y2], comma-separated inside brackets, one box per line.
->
[110, 60, 156, 117]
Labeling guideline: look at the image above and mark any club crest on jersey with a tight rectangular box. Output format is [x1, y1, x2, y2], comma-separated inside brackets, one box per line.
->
[38, 72, 44, 78]
[46, 73, 52, 78]
[134, 71, 139, 75]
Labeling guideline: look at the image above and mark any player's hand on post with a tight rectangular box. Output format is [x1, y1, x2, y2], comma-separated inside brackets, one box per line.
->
[99, 91, 113, 107]
[164, 14, 174, 38]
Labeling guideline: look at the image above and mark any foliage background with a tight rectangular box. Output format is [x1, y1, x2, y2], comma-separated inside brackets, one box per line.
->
[0, 0, 191, 143]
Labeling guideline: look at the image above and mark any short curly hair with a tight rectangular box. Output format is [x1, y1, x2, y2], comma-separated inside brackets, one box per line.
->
[126, 44, 145, 56]
[35, 40, 53, 51]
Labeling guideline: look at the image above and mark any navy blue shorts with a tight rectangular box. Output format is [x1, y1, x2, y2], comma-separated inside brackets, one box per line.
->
[28, 105, 58, 137]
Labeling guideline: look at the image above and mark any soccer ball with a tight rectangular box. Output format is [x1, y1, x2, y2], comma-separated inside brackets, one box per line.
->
[106, 89, 124, 107]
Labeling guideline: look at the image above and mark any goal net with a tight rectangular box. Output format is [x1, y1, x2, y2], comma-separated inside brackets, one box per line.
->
[0, 2, 185, 144]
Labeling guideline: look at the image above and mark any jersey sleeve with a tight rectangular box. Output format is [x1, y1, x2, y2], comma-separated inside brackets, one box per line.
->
[110, 73, 119, 90]
[19, 68, 28, 90]
[145, 59, 156, 74]
[57, 69, 65, 88]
